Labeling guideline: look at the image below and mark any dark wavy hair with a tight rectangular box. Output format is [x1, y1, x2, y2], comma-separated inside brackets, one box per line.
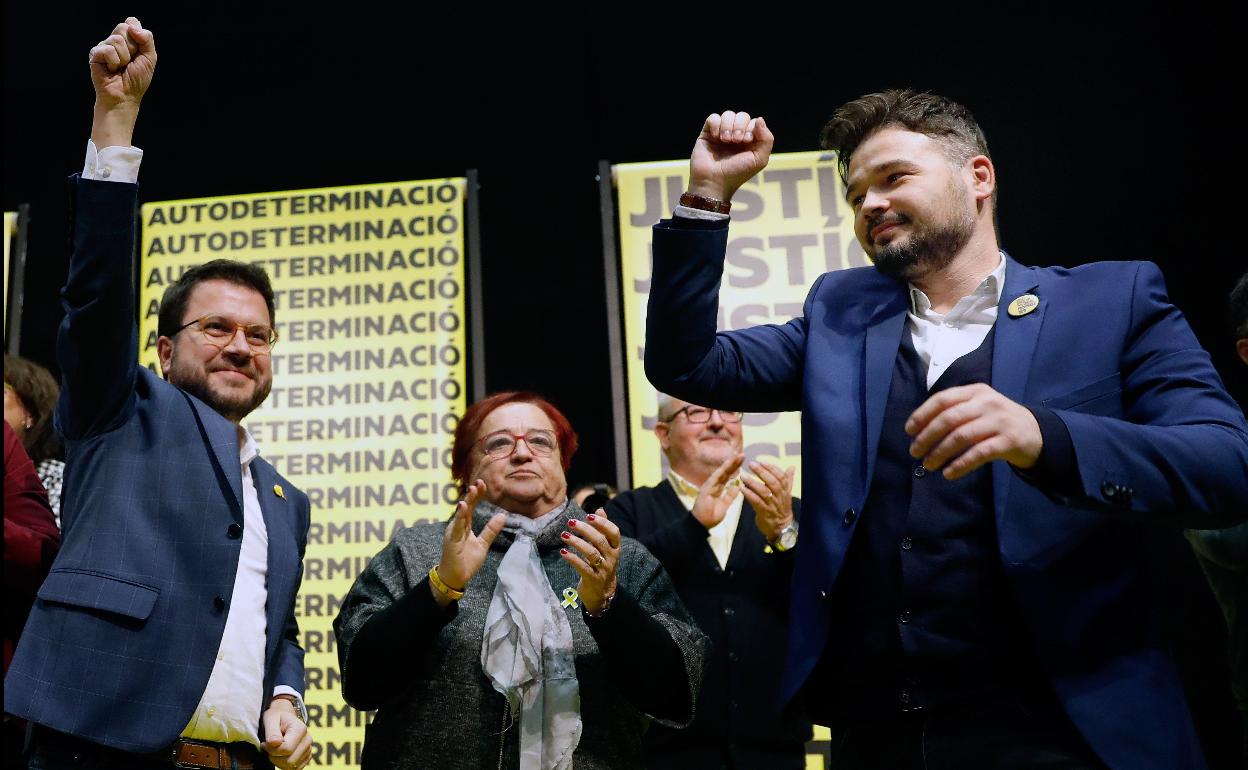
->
[821, 89, 995, 206]
[4, 354, 63, 463]
[450, 391, 579, 495]
[157, 259, 276, 339]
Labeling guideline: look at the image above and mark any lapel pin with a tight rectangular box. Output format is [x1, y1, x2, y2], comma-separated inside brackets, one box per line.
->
[273, 484, 285, 499]
[1007, 293, 1040, 318]
[560, 587, 580, 609]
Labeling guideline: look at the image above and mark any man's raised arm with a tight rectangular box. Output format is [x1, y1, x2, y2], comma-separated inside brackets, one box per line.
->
[644, 111, 807, 412]
[56, 17, 156, 440]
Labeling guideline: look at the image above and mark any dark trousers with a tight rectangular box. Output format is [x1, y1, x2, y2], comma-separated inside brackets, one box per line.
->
[825, 693, 1105, 770]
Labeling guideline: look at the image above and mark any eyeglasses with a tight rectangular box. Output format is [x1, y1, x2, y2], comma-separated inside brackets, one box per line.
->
[659, 406, 744, 424]
[177, 314, 278, 352]
[477, 429, 559, 459]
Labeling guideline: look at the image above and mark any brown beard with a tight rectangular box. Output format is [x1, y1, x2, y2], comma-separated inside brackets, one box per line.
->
[871, 214, 974, 280]
[169, 356, 271, 423]
[868, 177, 977, 281]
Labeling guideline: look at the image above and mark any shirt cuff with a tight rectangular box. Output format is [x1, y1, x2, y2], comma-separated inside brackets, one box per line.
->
[84, 139, 143, 183]
[271, 686, 306, 721]
[673, 204, 730, 222]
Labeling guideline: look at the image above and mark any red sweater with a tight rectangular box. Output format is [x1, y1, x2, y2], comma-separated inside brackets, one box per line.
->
[4, 422, 60, 673]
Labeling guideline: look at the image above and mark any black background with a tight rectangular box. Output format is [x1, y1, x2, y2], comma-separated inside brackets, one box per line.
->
[5, 4, 1244, 765]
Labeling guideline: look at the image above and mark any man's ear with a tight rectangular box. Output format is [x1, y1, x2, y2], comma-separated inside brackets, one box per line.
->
[1236, 337, 1248, 366]
[156, 336, 174, 380]
[655, 421, 671, 452]
[967, 154, 995, 204]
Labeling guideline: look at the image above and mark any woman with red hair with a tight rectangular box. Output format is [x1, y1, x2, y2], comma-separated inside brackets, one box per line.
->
[335, 392, 707, 770]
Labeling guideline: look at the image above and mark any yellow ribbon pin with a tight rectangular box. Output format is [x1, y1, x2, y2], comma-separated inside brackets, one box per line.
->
[560, 587, 579, 609]
[1007, 294, 1040, 318]
[273, 484, 285, 499]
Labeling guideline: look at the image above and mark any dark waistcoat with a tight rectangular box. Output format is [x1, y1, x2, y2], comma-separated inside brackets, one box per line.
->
[814, 326, 1041, 719]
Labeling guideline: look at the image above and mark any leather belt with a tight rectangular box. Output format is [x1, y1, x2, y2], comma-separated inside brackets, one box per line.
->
[169, 738, 258, 770]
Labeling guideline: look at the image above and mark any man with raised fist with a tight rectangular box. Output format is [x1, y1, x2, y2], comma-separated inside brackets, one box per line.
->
[644, 95, 1248, 769]
[4, 18, 313, 770]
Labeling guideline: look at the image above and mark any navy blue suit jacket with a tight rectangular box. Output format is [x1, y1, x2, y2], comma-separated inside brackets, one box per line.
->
[644, 218, 1248, 770]
[4, 177, 311, 752]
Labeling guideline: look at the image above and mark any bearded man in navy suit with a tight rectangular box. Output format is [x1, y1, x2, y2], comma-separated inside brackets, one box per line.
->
[5, 18, 313, 770]
[644, 92, 1248, 769]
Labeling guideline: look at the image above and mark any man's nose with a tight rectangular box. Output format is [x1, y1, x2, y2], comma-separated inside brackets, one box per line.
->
[861, 188, 888, 216]
[707, 409, 726, 428]
[222, 328, 253, 357]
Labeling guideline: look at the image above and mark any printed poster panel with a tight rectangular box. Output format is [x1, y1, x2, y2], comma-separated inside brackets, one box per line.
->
[615, 153, 867, 768]
[140, 178, 467, 767]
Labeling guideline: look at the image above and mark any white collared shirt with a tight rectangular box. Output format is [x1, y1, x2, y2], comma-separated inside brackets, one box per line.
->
[182, 429, 269, 746]
[666, 470, 743, 569]
[907, 255, 1007, 389]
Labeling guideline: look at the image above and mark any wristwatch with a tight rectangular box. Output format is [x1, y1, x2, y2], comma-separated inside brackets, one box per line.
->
[272, 693, 307, 723]
[770, 520, 799, 552]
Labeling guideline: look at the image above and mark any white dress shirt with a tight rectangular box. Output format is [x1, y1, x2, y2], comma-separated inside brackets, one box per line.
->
[83, 142, 303, 742]
[667, 469, 743, 569]
[182, 429, 270, 746]
[908, 255, 1006, 388]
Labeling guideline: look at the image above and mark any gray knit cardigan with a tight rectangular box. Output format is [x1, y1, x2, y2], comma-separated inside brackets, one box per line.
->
[335, 502, 709, 769]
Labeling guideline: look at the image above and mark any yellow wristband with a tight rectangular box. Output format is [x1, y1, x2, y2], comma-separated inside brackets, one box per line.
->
[428, 566, 465, 600]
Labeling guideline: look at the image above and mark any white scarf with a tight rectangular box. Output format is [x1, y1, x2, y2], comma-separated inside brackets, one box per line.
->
[479, 500, 581, 770]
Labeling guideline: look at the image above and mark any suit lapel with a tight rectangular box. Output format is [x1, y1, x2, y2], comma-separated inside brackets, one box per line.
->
[862, 291, 909, 500]
[250, 458, 297, 667]
[180, 389, 244, 518]
[990, 255, 1045, 518]
[725, 500, 758, 569]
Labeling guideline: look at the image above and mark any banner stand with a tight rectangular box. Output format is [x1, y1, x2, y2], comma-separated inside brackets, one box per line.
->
[597, 160, 632, 491]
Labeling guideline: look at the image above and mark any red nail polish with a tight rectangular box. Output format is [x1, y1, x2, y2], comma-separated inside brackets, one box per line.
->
[568, 519, 577, 527]
[560, 548, 568, 555]
[561, 531, 571, 540]
[587, 514, 596, 521]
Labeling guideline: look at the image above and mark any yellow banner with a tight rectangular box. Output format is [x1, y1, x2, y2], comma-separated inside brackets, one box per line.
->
[139, 179, 468, 767]
[4, 210, 16, 339]
[614, 153, 868, 768]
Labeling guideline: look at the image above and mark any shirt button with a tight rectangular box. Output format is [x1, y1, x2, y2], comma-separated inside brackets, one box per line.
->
[206, 706, 216, 717]
[842, 508, 857, 526]
[900, 537, 913, 551]
[217, 650, 225, 661]
[227, 523, 242, 539]
[913, 466, 927, 478]
[100, 166, 112, 179]
[897, 610, 912, 624]
[213, 596, 226, 611]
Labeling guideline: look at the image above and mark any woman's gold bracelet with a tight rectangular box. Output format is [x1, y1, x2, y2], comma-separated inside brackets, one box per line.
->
[428, 566, 465, 600]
